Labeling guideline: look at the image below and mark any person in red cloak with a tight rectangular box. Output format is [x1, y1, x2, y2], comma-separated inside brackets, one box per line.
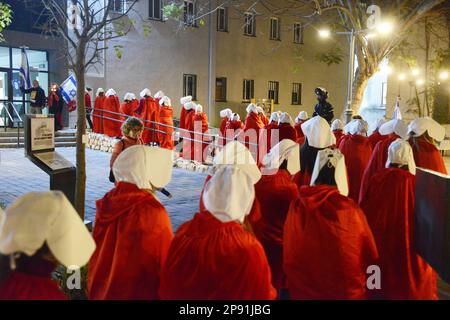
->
[192, 104, 210, 162]
[102, 89, 123, 138]
[47, 83, 64, 131]
[223, 113, 244, 145]
[284, 148, 378, 299]
[120, 92, 138, 117]
[238, 104, 264, 161]
[93, 88, 106, 134]
[368, 118, 387, 149]
[219, 108, 233, 146]
[0, 192, 95, 300]
[359, 119, 408, 203]
[257, 106, 269, 127]
[88, 146, 174, 300]
[407, 117, 447, 174]
[137, 88, 159, 145]
[153, 90, 165, 105]
[158, 96, 174, 150]
[181, 101, 197, 160]
[360, 139, 437, 299]
[253, 140, 300, 292]
[293, 115, 336, 188]
[159, 141, 276, 300]
[339, 119, 372, 202]
[277, 112, 297, 143]
[331, 119, 345, 147]
[294, 111, 308, 145]
[179, 96, 192, 132]
[265, 112, 280, 151]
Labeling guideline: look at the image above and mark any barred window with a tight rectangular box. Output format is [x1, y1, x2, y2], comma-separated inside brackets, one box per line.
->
[184, 0, 197, 27]
[270, 17, 280, 40]
[149, 0, 163, 21]
[294, 23, 304, 44]
[217, 7, 228, 32]
[183, 74, 197, 100]
[243, 79, 255, 101]
[292, 83, 302, 105]
[244, 13, 256, 36]
[268, 81, 279, 104]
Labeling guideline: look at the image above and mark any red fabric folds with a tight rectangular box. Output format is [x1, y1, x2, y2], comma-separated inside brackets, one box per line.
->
[181, 110, 196, 160]
[408, 136, 447, 174]
[368, 130, 386, 149]
[253, 170, 299, 290]
[88, 182, 174, 300]
[339, 134, 372, 202]
[359, 134, 399, 203]
[193, 112, 209, 163]
[159, 211, 276, 300]
[158, 105, 174, 150]
[102, 96, 123, 138]
[278, 123, 297, 144]
[141, 97, 160, 144]
[120, 101, 138, 117]
[284, 185, 378, 299]
[360, 168, 437, 300]
[333, 130, 344, 147]
[93, 96, 105, 134]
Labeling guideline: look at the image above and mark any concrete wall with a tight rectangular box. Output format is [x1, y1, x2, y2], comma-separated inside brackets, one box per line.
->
[86, 0, 349, 127]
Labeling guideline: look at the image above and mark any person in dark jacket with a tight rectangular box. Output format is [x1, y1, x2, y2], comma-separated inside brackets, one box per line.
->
[85, 87, 93, 129]
[312, 87, 334, 124]
[21, 80, 46, 115]
[47, 83, 64, 131]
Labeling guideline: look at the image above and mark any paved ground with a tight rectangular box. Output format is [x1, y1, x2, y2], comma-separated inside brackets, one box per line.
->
[0, 147, 207, 231]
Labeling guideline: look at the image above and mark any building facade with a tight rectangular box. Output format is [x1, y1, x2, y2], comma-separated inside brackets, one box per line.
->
[86, 0, 350, 127]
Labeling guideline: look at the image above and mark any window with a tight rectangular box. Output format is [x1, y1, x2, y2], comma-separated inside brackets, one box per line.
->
[243, 79, 255, 101]
[292, 83, 302, 105]
[109, 0, 126, 14]
[270, 17, 280, 40]
[149, 0, 163, 21]
[294, 23, 304, 44]
[244, 13, 256, 36]
[217, 7, 228, 32]
[268, 81, 279, 104]
[183, 74, 197, 100]
[381, 82, 387, 106]
[216, 77, 227, 102]
[184, 0, 197, 27]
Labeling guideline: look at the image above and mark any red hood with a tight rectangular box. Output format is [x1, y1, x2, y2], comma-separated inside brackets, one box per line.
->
[299, 185, 341, 211]
[95, 182, 156, 224]
[348, 134, 368, 144]
[180, 211, 241, 238]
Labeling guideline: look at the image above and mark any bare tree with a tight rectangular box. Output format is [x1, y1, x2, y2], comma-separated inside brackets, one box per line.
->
[29, 0, 146, 218]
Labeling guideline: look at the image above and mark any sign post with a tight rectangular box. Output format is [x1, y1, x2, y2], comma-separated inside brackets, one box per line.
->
[24, 115, 76, 206]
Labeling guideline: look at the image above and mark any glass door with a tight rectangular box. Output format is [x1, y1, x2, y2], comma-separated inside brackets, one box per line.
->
[0, 69, 11, 127]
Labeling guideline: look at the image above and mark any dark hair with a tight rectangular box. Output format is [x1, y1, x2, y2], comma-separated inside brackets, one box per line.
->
[314, 161, 337, 187]
[86, 87, 92, 92]
[300, 138, 321, 175]
[352, 115, 363, 120]
[279, 159, 288, 170]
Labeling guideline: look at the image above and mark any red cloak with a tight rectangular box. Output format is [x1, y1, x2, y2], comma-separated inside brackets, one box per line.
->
[409, 136, 448, 174]
[284, 185, 378, 300]
[102, 96, 123, 138]
[333, 130, 344, 147]
[223, 120, 243, 145]
[278, 123, 297, 143]
[93, 96, 105, 134]
[360, 168, 437, 300]
[265, 122, 279, 151]
[181, 109, 196, 160]
[88, 182, 174, 300]
[294, 120, 306, 145]
[260, 114, 269, 127]
[179, 107, 187, 130]
[368, 130, 386, 149]
[253, 169, 299, 290]
[159, 211, 276, 300]
[218, 117, 229, 146]
[158, 105, 174, 150]
[193, 112, 210, 163]
[141, 97, 160, 144]
[359, 134, 399, 203]
[0, 260, 66, 300]
[339, 134, 372, 202]
[120, 101, 138, 117]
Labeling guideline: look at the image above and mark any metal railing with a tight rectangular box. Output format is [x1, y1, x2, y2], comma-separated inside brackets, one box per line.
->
[0, 102, 23, 148]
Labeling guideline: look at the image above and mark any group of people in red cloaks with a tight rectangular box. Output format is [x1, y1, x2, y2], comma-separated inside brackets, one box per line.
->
[0, 97, 448, 300]
[91, 88, 175, 150]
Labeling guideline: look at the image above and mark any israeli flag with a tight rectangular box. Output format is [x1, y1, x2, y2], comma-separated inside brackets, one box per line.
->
[60, 74, 77, 104]
[19, 48, 32, 90]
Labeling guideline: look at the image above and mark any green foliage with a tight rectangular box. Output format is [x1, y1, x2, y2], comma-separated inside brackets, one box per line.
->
[143, 25, 152, 37]
[163, 3, 184, 21]
[0, 2, 12, 42]
[114, 45, 124, 59]
[0, 200, 6, 210]
[315, 46, 344, 66]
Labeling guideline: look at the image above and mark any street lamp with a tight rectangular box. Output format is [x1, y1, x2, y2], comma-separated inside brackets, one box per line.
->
[318, 29, 331, 39]
[411, 68, 420, 77]
[439, 70, 449, 81]
[376, 21, 394, 35]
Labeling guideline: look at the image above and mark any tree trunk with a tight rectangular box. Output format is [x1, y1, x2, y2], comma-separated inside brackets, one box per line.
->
[75, 43, 87, 219]
[350, 68, 370, 116]
[424, 18, 431, 116]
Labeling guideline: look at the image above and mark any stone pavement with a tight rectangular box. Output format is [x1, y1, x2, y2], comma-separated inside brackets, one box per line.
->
[0, 147, 208, 231]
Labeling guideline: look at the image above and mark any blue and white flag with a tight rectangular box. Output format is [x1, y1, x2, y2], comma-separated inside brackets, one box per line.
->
[19, 48, 32, 90]
[60, 74, 77, 104]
